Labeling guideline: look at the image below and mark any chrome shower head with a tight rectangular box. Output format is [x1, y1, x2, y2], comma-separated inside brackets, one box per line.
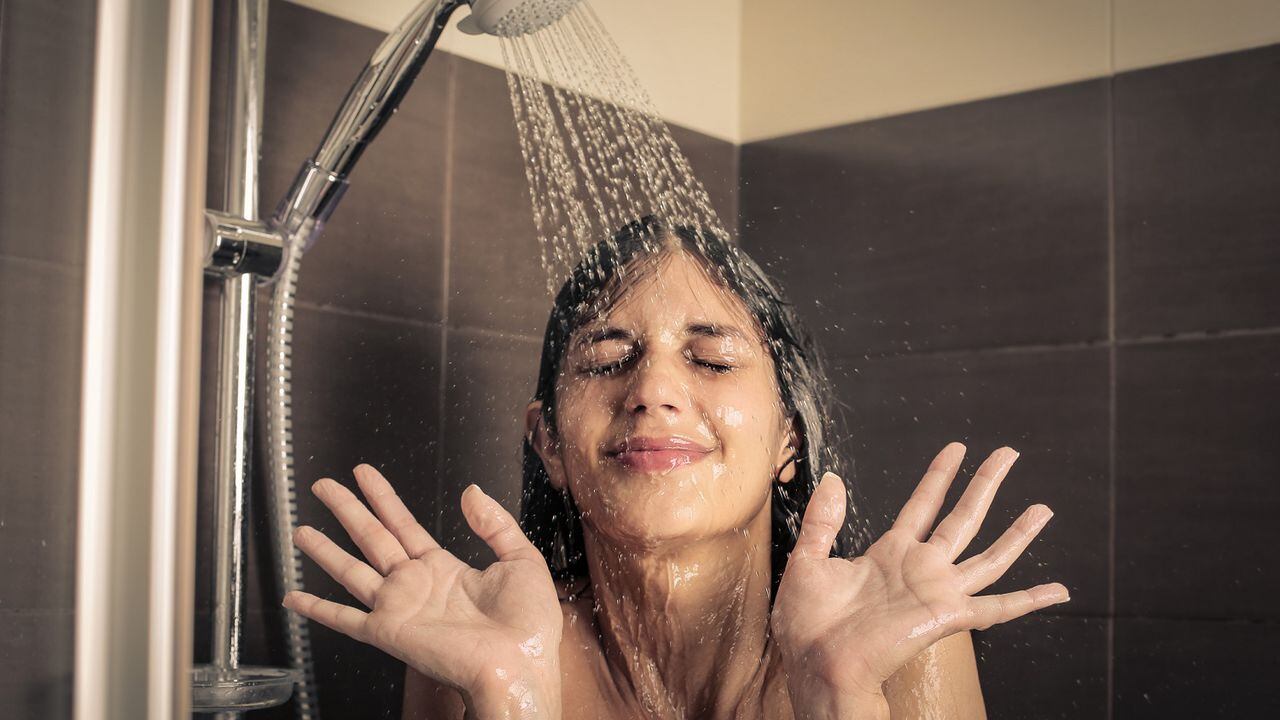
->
[458, 0, 581, 37]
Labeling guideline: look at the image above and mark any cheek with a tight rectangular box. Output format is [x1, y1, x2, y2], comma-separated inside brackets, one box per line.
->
[555, 381, 608, 432]
[552, 383, 616, 472]
[709, 382, 785, 454]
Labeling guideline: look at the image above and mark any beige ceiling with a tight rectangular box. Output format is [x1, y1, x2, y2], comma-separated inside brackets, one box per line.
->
[286, 0, 1280, 144]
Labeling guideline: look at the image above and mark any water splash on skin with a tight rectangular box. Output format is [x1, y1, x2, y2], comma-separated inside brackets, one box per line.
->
[904, 611, 960, 641]
[518, 632, 547, 660]
[668, 560, 700, 588]
[492, 668, 539, 717]
[694, 420, 713, 439]
[714, 405, 744, 427]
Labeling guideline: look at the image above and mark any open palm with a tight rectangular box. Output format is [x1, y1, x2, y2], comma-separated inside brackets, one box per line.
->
[282, 465, 563, 697]
[771, 443, 1069, 699]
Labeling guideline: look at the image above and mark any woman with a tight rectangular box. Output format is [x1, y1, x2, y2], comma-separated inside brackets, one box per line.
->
[284, 217, 1070, 719]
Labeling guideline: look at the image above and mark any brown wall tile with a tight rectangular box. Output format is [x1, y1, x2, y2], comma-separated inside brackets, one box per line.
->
[439, 328, 542, 566]
[740, 80, 1110, 357]
[1116, 335, 1280, 620]
[974, 615, 1108, 719]
[0, 610, 74, 718]
[0, 257, 83, 612]
[447, 57, 548, 338]
[1115, 45, 1280, 338]
[1114, 618, 1280, 717]
[0, 0, 95, 267]
[835, 347, 1111, 616]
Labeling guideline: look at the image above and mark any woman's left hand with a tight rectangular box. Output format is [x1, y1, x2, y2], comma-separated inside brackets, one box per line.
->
[770, 443, 1069, 717]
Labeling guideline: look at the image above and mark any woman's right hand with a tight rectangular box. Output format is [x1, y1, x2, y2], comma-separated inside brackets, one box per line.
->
[283, 464, 563, 716]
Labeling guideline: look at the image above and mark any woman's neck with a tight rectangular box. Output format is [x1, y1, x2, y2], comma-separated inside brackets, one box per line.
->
[581, 506, 779, 720]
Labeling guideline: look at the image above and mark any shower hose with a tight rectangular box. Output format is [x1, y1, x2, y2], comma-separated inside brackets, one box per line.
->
[266, 221, 321, 720]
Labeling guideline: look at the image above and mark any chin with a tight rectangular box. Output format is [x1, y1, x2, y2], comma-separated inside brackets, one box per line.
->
[575, 463, 761, 548]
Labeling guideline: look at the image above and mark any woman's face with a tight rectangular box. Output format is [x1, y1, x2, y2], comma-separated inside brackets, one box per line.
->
[528, 248, 798, 550]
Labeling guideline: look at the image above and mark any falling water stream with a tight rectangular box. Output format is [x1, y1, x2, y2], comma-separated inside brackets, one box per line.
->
[496, 2, 731, 293]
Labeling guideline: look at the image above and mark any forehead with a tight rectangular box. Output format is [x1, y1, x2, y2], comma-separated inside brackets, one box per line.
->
[585, 250, 757, 332]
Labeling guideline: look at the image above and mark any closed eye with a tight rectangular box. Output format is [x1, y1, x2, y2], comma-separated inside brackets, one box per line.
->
[694, 359, 734, 374]
[582, 353, 636, 376]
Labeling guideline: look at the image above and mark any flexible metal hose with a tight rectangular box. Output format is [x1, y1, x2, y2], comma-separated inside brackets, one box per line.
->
[265, 221, 321, 720]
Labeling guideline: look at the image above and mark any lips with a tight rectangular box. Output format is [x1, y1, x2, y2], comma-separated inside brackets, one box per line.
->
[607, 436, 713, 473]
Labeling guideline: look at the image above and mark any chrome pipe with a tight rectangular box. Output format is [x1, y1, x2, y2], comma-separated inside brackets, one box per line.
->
[272, 0, 465, 242]
[225, 0, 267, 221]
[210, 3, 267, 716]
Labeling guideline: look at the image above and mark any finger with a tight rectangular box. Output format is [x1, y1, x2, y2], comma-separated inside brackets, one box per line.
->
[927, 446, 1020, 561]
[293, 525, 382, 607]
[965, 583, 1070, 631]
[956, 504, 1053, 594]
[353, 464, 440, 557]
[313, 477, 410, 575]
[462, 484, 543, 564]
[790, 472, 846, 562]
[892, 442, 967, 541]
[283, 589, 370, 642]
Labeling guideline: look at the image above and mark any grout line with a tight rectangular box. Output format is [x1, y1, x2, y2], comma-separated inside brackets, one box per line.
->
[1115, 325, 1280, 345]
[292, 299, 441, 330]
[436, 57, 459, 542]
[0, 251, 85, 274]
[0, 608, 78, 618]
[854, 338, 1111, 361]
[1104, 613, 1280, 625]
[840, 322, 1280, 365]
[290, 299, 549, 347]
[449, 324, 543, 344]
[1108, 0, 1117, 78]
[1105, 5, 1118, 710]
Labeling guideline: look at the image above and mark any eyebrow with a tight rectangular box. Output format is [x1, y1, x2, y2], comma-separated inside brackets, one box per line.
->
[572, 322, 751, 350]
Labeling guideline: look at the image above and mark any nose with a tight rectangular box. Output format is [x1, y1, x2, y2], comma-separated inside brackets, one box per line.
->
[624, 355, 689, 418]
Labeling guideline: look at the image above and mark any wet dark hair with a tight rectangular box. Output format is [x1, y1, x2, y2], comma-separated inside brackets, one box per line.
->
[519, 215, 864, 596]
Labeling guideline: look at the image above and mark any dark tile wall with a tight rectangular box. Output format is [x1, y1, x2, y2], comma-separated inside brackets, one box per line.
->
[742, 43, 1280, 720]
[0, 0, 94, 716]
[195, 2, 739, 718]
[741, 79, 1111, 358]
[10, 0, 1271, 715]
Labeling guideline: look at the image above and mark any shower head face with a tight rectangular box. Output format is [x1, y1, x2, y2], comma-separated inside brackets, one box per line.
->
[458, 0, 581, 37]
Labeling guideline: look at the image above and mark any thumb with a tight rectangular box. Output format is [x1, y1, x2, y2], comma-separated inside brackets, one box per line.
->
[461, 484, 543, 564]
[790, 472, 847, 562]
